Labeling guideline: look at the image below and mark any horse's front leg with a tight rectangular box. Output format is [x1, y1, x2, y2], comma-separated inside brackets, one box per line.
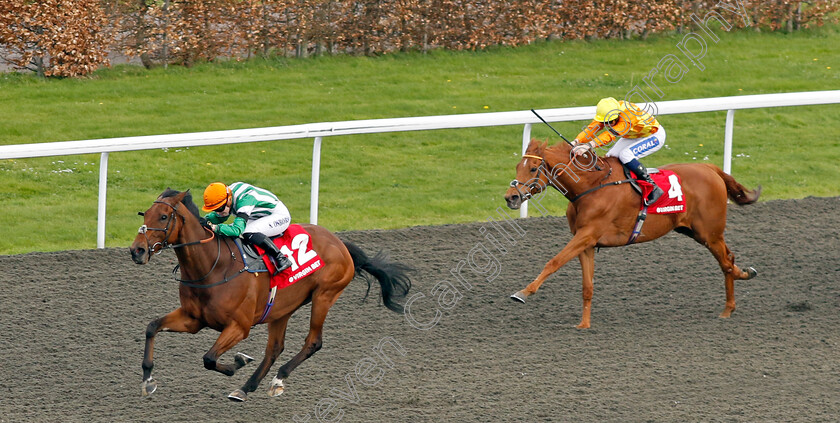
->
[577, 246, 595, 329]
[511, 230, 598, 303]
[142, 308, 204, 395]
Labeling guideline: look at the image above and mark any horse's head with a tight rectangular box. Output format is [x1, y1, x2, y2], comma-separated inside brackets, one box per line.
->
[505, 139, 553, 210]
[130, 189, 195, 264]
[505, 139, 605, 209]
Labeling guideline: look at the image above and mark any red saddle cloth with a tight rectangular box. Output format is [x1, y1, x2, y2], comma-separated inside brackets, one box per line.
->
[634, 170, 687, 214]
[254, 224, 324, 290]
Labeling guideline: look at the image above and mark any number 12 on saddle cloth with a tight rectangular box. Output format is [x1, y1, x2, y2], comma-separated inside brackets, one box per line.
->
[254, 224, 324, 290]
[635, 170, 687, 214]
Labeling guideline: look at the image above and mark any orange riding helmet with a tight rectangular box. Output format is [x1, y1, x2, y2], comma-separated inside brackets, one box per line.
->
[202, 182, 231, 212]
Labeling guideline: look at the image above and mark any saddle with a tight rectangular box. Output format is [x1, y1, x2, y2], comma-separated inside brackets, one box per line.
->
[622, 166, 660, 199]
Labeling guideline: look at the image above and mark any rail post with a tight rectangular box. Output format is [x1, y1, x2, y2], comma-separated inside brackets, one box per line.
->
[520, 123, 532, 218]
[96, 152, 109, 248]
[310, 137, 322, 224]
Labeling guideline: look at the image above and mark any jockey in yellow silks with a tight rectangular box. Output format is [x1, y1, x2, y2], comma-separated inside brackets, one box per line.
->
[571, 97, 666, 205]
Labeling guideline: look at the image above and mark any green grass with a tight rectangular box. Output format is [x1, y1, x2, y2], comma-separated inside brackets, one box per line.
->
[1, 26, 839, 254]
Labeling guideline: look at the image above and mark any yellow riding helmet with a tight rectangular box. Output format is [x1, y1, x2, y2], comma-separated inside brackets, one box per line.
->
[202, 182, 230, 212]
[594, 97, 621, 122]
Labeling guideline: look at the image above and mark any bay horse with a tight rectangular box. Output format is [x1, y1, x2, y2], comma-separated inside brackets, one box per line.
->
[129, 188, 411, 401]
[504, 139, 760, 329]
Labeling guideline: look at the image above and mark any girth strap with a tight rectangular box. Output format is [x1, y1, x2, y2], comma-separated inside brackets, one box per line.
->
[257, 286, 278, 325]
[626, 205, 648, 245]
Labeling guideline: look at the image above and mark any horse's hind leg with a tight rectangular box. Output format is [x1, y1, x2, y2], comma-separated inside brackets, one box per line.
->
[268, 291, 340, 397]
[704, 237, 756, 318]
[228, 315, 291, 402]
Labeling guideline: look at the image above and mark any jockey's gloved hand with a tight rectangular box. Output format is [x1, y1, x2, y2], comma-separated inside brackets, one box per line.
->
[198, 217, 213, 230]
[572, 143, 592, 156]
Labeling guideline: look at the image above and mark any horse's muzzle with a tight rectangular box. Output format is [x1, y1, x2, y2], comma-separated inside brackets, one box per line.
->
[505, 193, 522, 210]
[130, 246, 149, 264]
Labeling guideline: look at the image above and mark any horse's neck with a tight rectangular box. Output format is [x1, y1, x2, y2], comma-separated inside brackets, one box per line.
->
[544, 149, 605, 195]
[174, 215, 228, 276]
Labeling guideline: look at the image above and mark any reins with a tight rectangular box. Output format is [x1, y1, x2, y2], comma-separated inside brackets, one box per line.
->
[567, 178, 634, 203]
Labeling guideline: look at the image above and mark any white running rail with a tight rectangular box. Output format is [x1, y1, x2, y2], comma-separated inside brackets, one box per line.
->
[1, 90, 838, 248]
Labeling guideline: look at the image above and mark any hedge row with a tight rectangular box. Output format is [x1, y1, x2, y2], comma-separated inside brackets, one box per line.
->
[2, 0, 838, 77]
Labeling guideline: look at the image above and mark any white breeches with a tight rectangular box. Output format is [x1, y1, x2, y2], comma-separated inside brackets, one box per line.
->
[605, 126, 666, 164]
[243, 203, 291, 237]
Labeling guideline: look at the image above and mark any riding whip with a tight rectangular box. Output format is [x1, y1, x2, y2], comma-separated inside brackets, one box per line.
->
[530, 109, 574, 147]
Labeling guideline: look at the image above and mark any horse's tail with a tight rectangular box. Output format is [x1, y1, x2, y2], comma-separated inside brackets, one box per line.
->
[714, 166, 762, 205]
[343, 241, 412, 313]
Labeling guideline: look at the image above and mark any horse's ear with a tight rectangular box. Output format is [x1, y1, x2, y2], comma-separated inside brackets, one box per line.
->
[526, 138, 544, 155]
[535, 141, 548, 155]
[157, 187, 172, 201]
[174, 190, 188, 203]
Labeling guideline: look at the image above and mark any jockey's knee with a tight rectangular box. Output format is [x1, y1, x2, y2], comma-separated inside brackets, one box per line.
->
[617, 149, 637, 164]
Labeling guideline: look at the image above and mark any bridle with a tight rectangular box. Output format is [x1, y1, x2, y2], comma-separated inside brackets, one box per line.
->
[509, 152, 613, 203]
[509, 154, 555, 202]
[137, 200, 215, 255]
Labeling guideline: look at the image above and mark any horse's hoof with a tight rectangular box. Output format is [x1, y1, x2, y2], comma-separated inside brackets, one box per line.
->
[234, 352, 254, 367]
[141, 378, 157, 396]
[745, 267, 757, 280]
[268, 377, 285, 397]
[510, 291, 527, 303]
[228, 389, 247, 402]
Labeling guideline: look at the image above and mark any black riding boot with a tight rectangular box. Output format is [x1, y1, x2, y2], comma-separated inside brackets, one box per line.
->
[244, 232, 293, 275]
[624, 158, 664, 206]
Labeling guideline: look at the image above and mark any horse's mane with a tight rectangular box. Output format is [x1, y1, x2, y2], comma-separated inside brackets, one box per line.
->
[527, 138, 571, 159]
[160, 188, 202, 218]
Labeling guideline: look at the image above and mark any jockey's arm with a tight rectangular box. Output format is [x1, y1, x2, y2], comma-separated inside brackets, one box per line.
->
[213, 196, 260, 237]
[216, 215, 247, 237]
[593, 130, 616, 148]
[574, 120, 615, 148]
[574, 121, 603, 146]
[204, 211, 226, 224]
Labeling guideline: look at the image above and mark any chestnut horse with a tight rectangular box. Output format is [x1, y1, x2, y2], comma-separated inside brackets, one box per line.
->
[130, 189, 411, 401]
[504, 139, 760, 328]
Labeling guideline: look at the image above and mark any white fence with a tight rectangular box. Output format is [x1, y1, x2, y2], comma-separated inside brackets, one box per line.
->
[1, 90, 838, 248]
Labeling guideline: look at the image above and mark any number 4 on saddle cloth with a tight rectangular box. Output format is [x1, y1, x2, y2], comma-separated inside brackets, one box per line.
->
[625, 169, 687, 244]
[629, 169, 687, 214]
[253, 224, 324, 290]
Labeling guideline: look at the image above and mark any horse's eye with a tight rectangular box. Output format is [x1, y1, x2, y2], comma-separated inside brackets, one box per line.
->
[530, 167, 537, 173]
[160, 215, 168, 221]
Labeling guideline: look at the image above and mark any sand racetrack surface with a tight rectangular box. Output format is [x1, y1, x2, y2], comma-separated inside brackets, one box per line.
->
[1, 196, 839, 422]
